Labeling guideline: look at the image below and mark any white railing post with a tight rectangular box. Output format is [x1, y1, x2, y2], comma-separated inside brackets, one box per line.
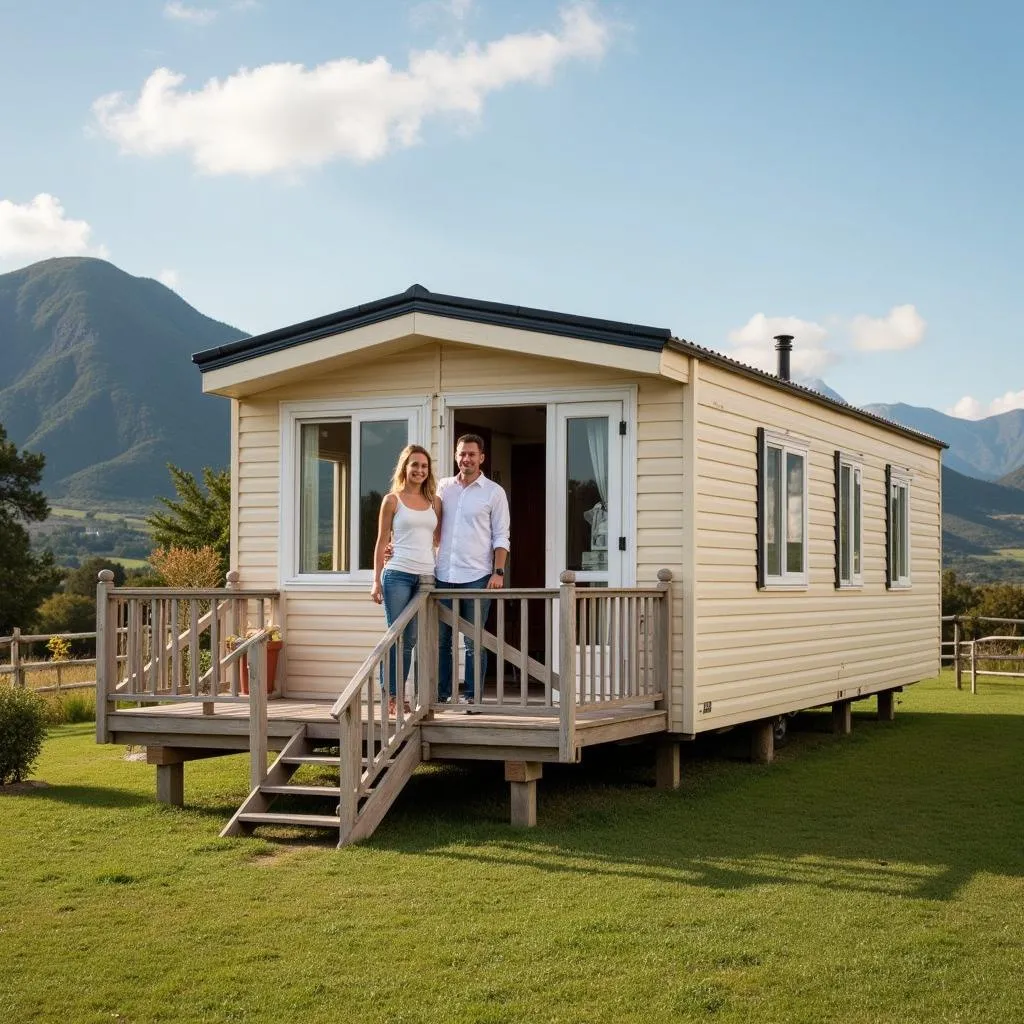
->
[953, 617, 962, 689]
[95, 571, 116, 743]
[248, 635, 268, 791]
[226, 570, 240, 697]
[558, 570, 577, 762]
[416, 575, 436, 711]
[656, 568, 674, 707]
[10, 627, 22, 689]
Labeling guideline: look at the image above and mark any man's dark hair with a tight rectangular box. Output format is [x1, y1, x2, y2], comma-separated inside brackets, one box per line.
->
[456, 433, 486, 453]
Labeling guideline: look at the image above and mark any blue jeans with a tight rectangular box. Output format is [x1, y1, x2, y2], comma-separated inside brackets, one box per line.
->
[381, 569, 420, 697]
[437, 574, 493, 702]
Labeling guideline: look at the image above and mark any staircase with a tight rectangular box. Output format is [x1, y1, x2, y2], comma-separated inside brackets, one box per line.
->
[220, 720, 422, 845]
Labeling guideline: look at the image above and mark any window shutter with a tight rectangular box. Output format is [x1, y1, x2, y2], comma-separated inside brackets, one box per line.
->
[756, 428, 765, 590]
[884, 463, 892, 589]
[834, 450, 842, 589]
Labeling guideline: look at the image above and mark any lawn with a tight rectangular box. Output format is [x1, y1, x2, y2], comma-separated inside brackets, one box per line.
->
[1, 674, 1022, 1023]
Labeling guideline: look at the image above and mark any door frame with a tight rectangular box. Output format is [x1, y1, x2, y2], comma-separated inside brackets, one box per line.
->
[438, 386, 638, 587]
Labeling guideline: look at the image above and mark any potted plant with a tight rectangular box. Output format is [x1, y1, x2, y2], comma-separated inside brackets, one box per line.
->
[225, 626, 282, 695]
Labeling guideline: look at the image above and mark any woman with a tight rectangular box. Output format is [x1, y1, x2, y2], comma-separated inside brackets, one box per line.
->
[370, 444, 442, 714]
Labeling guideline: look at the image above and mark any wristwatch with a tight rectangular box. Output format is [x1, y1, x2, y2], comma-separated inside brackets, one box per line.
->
[493, 568, 505, 577]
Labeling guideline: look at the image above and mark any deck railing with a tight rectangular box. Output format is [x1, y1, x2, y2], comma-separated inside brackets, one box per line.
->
[330, 579, 434, 841]
[432, 569, 673, 760]
[95, 569, 280, 742]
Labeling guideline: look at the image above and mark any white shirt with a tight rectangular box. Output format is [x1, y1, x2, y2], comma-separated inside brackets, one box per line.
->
[435, 473, 511, 584]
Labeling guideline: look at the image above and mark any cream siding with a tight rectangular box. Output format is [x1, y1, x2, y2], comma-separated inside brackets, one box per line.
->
[233, 339, 685, 717]
[690, 362, 941, 732]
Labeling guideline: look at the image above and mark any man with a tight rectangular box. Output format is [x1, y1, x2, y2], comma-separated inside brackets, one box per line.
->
[435, 433, 510, 706]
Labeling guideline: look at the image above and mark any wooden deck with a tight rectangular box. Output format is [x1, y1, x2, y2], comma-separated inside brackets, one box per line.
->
[107, 697, 668, 763]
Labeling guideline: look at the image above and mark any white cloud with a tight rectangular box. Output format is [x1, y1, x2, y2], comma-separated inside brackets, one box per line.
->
[0, 194, 106, 260]
[157, 268, 180, 289]
[949, 391, 1024, 420]
[850, 303, 926, 352]
[726, 313, 837, 377]
[163, 2, 217, 25]
[93, 2, 612, 176]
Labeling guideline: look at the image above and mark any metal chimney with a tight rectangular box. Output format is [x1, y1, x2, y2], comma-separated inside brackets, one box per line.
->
[773, 334, 793, 381]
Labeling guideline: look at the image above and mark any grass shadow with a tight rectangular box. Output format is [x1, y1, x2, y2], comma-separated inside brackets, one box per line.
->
[368, 704, 1024, 902]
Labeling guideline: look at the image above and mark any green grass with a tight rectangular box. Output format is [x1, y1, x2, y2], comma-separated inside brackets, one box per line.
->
[2, 673, 1023, 1023]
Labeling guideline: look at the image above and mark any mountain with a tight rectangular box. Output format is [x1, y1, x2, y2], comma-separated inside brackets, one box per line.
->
[0, 257, 245, 507]
[796, 377, 846, 404]
[942, 465, 1024, 553]
[863, 402, 1024, 480]
[998, 465, 1024, 490]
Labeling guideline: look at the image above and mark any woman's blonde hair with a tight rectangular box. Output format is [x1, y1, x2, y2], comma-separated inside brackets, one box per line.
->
[391, 444, 436, 502]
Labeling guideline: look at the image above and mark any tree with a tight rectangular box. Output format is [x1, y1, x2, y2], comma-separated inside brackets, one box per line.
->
[147, 465, 230, 578]
[34, 594, 97, 635]
[63, 557, 126, 597]
[0, 423, 62, 633]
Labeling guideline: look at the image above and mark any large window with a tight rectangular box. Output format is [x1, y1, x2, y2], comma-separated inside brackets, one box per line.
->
[282, 400, 425, 583]
[887, 466, 912, 588]
[835, 452, 863, 587]
[758, 429, 808, 588]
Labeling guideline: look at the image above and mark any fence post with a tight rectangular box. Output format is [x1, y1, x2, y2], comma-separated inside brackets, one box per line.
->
[656, 569, 673, 708]
[416, 576, 436, 712]
[970, 640, 977, 695]
[11, 627, 23, 689]
[953, 617, 962, 689]
[95, 570, 116, 743]
[558, 570, 577, 763]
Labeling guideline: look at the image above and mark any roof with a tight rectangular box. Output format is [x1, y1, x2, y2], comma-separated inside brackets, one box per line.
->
[192, 284, 946, 450]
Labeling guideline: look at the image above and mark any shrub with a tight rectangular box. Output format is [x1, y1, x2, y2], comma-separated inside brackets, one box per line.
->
[150, 546, 223, 589]
[0, 685, 48, 785]
[44, 691, 96, 725]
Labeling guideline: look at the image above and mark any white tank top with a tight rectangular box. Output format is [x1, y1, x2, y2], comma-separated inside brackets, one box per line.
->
[387, 497, 437, 575]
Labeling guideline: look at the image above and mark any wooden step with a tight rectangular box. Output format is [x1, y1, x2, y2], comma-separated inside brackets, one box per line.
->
[260, 784, 341, 797]
[281, 754, 340, 766]
[237, 811, 340, 828]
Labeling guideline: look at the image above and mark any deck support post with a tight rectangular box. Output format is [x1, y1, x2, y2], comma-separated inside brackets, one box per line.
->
[750, 719, 774, 764]
[655, 738, 681, 789]
[155, 764, 184, 806]
[832, 700, 852, 736]
[505, 760, 542, 827]
[877, 689, 896, 722]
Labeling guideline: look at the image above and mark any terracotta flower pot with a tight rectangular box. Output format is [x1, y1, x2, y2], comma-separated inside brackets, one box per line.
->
[240, 640, 283, 695]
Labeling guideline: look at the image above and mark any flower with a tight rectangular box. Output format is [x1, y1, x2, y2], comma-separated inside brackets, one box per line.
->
[225, 625, 281, 650]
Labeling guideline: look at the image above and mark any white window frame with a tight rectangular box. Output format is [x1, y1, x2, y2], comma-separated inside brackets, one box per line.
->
[837, 454, 863, 588]
[279, 396, 430, 589]
[888, 468, 913, 589]
[760, 429, 809, 589]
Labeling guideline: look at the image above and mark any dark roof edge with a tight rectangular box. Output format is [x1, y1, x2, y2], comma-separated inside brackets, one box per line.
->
[192, 285, 672, 372]
[667, 338, 948, 450]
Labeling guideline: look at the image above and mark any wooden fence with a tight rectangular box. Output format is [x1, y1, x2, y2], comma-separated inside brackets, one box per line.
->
[941, 614, 1024, 692]
[0, 628, 106, 694]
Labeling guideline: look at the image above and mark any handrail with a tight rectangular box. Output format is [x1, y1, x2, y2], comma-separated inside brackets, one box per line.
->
[108, 587, 279, 599]
[330, 591, 429, 720]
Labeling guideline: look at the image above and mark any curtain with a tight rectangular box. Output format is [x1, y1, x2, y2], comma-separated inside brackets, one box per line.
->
[300, 424, 319, 572]
[584, 418, 608, 504]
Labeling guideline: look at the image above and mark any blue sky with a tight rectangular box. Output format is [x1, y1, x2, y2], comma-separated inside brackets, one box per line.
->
[1, 0, 1021, 416]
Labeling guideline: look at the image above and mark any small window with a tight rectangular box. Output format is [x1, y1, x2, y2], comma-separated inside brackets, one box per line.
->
[758, 429, 809, 588]
[282, 400, 424, 583]
[835, 452, 863, 587]
[887, 466, 912, 588]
